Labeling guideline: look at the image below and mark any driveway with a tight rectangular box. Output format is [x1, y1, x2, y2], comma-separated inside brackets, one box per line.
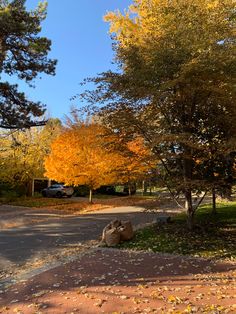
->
[0, 205, 159, 283]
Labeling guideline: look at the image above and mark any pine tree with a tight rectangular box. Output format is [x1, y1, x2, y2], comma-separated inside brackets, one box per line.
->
[0, 0, 56, 129]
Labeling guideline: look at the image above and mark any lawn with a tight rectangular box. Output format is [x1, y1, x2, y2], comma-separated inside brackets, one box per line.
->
[119, 201, 236, 260]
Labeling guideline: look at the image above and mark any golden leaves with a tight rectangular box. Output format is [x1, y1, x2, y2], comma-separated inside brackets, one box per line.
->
[45, 123, 153, 191]
[0, 120, 62, 187]
[45, 124, 120, 189]
[167, 295, 183, 304]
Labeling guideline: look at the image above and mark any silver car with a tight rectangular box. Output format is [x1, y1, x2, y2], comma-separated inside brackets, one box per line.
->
[42, 184, 74, 198]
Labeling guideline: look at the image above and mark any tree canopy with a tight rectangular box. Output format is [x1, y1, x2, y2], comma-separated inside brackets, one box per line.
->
[82, 0, 236, 228]
[0, 118, 62, 194]
[114, 136, 155, 194]
[45, 123, 122, 202]
[0, 0, 56, 129]
[45, 122, 154, 202]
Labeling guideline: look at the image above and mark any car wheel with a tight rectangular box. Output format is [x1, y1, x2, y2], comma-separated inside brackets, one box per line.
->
[56, 192, 63, 198]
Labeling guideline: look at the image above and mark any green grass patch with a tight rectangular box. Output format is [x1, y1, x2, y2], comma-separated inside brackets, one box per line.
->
[119, 201, 236, 260]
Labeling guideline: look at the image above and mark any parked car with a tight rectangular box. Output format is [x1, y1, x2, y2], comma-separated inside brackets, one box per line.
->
[42, 184, 74, 198]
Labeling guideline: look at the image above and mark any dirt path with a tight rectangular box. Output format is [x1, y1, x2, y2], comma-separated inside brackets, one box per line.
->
[0, 248, 235, 313]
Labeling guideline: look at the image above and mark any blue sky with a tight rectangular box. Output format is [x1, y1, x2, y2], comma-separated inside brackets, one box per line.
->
[18, 0, 132, 119]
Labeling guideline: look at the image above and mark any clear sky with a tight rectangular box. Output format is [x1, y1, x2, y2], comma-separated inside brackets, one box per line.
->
[19, 0, 132, 120]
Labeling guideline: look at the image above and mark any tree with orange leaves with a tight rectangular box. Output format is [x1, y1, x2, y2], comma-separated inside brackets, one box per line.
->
[45, 123, 121, 203]
[116, 137, 155, 195]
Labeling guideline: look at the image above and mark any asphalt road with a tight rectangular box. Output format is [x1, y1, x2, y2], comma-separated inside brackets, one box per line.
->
[0, 206, 158, 268]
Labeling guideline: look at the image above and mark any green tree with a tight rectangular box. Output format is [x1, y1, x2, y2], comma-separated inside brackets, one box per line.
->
[82, 0, 236, 229]
[0, 0, 56, 129]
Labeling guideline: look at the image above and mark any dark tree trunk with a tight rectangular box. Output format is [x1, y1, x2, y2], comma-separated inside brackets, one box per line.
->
[149, 185, 152, 195]
[183, 151, 194, 230]
[25, 180, 32, 197]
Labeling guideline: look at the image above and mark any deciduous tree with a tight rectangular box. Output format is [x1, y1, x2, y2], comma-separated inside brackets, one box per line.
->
[82, 0, 236, 229]
[0, 119, 62, 194]
[45, 123, 122, 203]
[115, 137, 155, 195]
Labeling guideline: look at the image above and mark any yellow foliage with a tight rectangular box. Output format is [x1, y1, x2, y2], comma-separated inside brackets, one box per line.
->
[0, 119, 61, 189]
[104, 0, 235, 74]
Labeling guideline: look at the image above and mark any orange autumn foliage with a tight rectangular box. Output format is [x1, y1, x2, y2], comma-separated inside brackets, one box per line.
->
[116, 137, 155, 186]
[45, 123, 155, 200]
[44, 124, 120, 193]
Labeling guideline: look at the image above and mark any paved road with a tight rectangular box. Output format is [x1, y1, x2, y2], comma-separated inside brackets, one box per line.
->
[0, 206, 158, 268]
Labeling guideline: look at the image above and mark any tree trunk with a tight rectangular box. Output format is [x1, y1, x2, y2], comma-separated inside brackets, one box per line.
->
[128, 185, 131, 196]
[89, 188, 93, 203]
[25, 180, 32, 197]
[149, 186, 152, 195]
[185, 190, 195, 230]
[182, 149, 194, 230]
[142, 180, 145, 196]
[212, 187, 217, 215]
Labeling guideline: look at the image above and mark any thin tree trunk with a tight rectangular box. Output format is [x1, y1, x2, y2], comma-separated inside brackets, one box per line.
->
[26, 180, 32, 197]
[128, 185, 131, 196]
[182, 149, 194, 230]
[89, 188, 93, 203]
[212, 187, 217, 215]
[149, 186, 152, 195]
[142, 180, 145, 196]
[185, 190, 195, 230]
